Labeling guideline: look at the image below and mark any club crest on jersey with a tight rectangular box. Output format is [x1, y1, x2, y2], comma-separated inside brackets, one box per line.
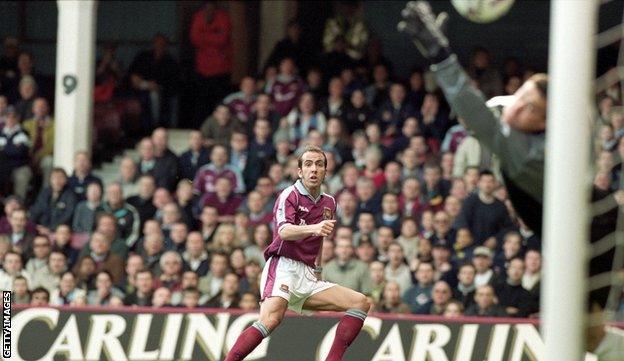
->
[298, 205, 310, 212]
[323, 207, 332, 220]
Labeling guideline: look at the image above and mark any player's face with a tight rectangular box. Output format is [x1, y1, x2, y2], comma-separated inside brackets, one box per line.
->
[502, 81, 547, 133]
[298, 151, 326, 191]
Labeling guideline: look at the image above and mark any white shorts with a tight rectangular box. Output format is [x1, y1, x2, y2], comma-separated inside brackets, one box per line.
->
[260, 256, 336, 314]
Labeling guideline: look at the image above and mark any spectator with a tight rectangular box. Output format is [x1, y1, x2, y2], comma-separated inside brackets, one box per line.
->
[154, 251, 183, 292]
[126, 174, 158, 226]
[151, 287, 172, 308]
[368, 261, 386, 304]
[139, 232, 165, 275]
[182, 231, 209, 277]
[151, 127, 180, 190]
[78, 213, 129, 260]
[129, 34, 179, 128]
[166, 222, 188, 252]
[265, 20, 308, 71]
[452, 135, 499, 179]
[396, 218, 419, 262]
[23, 98, 55, 184]
[14, 75, 37, 121]
[26, 248, 68, 292]
[136, 137, 176, 190]
[0, 37, 19, 79]
[171, 271, 200, 306]
[198, 251, 228, 299]
[2, 208, 35, 257]
[194, 144, 245, 195]
[73, 256, 96, 291]
[523, 249, 541, 315]
[249, 118, 275, 162]
[353, 212, 377, 246]
[50, 271, 86, 305]
[431, 241, 454, 283]
[335, 191, 357, 230]
[29, 168, 77, 235]
[87, 270, 125, 306]
[249, 93, 281, 132]
[181, 287, 202, 309]
[424, 280, 453, 315]
[179, 131, 210, 181]
[245, 191, 272, 229]
[199, 205, 219, 244]
[102, 182, 140, 248]
[454, 170, 514, 246]
[230, 131, 263, 191]
[344, 90, 373, 134]
[454, 263, 477, 309]
[285, 92, 326, 146]
[205, 272, 240, 309]
[224, 76, 256, 123]
[72, 182, 104, 234]
[376, 193, 402, 235]
[403, 261, 435, 314]
[118, 156, 139, 197]
[464, 284, 507, 317]
[418, 92, 449, 142]
[123, 269, 154, 307]
[355, 178, 381, 215]
[12, 275, 30, 304]
[453, 227, 475, 265]
[472, 246, 498, 287]
[377, 83, 415, 137]
[25, 235, 51, 280]
[443, 300, 464, 318]
[94, 42, 122, 103]
[239, 259, 261, 295]
[239, 292, 259, 311]
[0, 107, 31, 199]
[51, 225, 78, 269]
[118, 254, 144, 295]
[493, 231, 524, 274]
[323, 238, 372, 294]
[320, 77, 347, 119]
[468, 47, 503, 99]
[384, 242, 412, 295]
[67, 151, 102, 201]
[268, 58, 305, 117]
[374, 281, 411, 314]
[30, 286, 50, 306]
[81, 232, 124, 284]
[494, 257, 533, 318]
[0, 251, 32, 291]
[244, 224, 270, 267]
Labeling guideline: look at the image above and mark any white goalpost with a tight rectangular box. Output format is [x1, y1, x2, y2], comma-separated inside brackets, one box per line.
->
[542, 0, 598, 360]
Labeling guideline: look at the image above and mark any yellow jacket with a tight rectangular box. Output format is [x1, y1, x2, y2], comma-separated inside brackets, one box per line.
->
[22, 117, 55, 163]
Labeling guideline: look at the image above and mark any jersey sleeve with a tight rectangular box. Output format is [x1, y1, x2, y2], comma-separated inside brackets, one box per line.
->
[275, 188, 297, 232]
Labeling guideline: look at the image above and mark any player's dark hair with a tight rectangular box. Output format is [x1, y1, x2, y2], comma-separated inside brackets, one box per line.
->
[297, 145, 327, 169]
[528, 73, 548, 100]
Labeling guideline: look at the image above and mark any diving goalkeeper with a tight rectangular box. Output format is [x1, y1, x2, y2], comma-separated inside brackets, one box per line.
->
[399, 1, 548, 236]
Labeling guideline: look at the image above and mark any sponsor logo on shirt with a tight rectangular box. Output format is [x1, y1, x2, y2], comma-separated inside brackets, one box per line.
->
[298, 205, 309, 212]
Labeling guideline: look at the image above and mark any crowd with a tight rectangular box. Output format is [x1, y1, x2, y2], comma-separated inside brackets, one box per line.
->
[0, 2, 622, 319]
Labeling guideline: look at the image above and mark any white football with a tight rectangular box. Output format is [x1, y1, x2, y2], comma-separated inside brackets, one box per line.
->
[451, 0, 515, 23]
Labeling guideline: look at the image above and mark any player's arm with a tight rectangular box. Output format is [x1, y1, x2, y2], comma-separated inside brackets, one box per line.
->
[278, 220, 336, 241]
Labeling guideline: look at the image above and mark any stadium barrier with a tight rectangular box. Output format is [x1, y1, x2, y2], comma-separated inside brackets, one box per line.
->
[7, 305, 616, 361]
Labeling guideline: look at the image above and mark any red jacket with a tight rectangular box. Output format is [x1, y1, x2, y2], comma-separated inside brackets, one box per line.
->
[190, 9, 232, 77]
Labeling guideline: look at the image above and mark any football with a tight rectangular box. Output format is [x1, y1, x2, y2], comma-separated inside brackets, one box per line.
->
[451, 0, 516, 23]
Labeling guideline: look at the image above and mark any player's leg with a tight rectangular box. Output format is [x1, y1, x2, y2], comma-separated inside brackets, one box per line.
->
[303, 285, 371, 361]
[225, 296, 288, 361]
[226, 256, 291, 361]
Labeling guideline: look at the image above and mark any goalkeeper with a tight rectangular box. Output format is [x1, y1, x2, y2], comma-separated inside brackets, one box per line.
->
[399, 1, 547, 234]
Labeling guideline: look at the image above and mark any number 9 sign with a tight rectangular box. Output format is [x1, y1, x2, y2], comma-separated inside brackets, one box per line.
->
[63, 74, 77, 95]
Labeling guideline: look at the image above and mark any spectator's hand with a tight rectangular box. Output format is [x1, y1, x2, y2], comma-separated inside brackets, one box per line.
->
[314, 220, 336, 237]
[36, 225, 51, 236]
[409, 258, 421, 272]
[506, 306, 519, 315]
[614, 190, 624, 206]
[398, 1, 450, 63]
[484, 237, 497, 250]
